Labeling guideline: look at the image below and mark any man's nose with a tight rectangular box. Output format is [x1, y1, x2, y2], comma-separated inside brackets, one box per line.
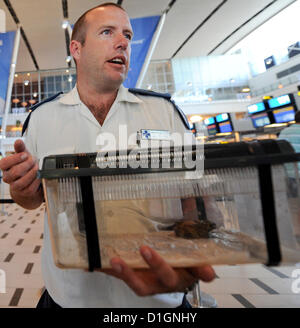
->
[115, 33, 129, 50]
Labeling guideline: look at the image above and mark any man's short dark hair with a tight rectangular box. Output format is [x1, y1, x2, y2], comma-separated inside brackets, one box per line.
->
[295, 110, 300, 123]
[71, 2, 125, 46]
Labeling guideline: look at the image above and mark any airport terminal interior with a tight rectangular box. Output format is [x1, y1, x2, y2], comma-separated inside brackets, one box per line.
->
[1, 0, 300, 308]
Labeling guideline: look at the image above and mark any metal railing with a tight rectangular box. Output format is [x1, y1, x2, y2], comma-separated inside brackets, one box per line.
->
[7, 63, 252, 111]
[10, 68, 76, 114]
[250, 73, 300, 98]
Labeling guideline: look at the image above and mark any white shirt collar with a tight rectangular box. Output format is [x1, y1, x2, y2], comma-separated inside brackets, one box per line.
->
[58, 84, 142, 106]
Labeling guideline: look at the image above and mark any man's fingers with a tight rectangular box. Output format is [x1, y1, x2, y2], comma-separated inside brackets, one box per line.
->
[27, 176, 42, 194]
[14, 139, 27, 154]
[10, 163, 40, 192]
[0, 140, 32, 172]
[0, 152, 28, 172]
[187, 265, 216, 283]
[3, 156, 36, 183]
[108, 248, 216, 297]
[140, 246, 178, 289]
[110, 258, 148, 296]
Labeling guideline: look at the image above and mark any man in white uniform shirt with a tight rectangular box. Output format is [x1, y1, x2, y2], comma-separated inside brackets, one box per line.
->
[0, 3, 215, 307]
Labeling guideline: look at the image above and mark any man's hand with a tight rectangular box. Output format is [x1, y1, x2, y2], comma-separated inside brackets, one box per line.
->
[105, 245, 215, 296]
[0, 139, 43, 209]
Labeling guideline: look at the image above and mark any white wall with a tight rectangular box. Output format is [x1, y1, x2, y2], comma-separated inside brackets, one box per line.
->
[249, 54, 300, 93]
[178, 99, 251, 116]
[250, 83, 300, 105]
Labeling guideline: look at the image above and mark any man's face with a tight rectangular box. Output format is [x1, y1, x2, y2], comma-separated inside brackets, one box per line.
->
[76, 6, 133, 90]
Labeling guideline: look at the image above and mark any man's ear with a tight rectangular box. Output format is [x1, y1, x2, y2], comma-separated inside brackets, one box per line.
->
[70, 40, 81, 62]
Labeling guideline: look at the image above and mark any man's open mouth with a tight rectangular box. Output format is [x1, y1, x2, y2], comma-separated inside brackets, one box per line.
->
[107, 56, 126, 65]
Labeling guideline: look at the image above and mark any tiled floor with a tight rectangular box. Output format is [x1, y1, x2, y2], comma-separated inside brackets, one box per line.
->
[199, 264, 300, 308]
[0, 199, 300, 308]
[0, 201, 44, 308]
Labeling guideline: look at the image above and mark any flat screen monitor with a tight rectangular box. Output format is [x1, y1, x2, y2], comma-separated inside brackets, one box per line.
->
[264, 55, 276, 70]
[247, 102, 266, 114]
[216, 113, 230, 123]
[219, 121, 233, 133]
[204, 117, 215, 126]
[207, 124, 218, 136]
[268, 94, 292, 109]
[251, 112, 271, 128]
[288, 41, 300, 58]
[272, 106, 295, 123]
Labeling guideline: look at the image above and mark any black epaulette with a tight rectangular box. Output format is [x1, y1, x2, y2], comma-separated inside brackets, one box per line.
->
[22, 92, 63, 136]
[128, 88, 191, 130]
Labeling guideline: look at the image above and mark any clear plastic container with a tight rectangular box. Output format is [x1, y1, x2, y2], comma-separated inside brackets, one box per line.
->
[42, 160, 300, 270]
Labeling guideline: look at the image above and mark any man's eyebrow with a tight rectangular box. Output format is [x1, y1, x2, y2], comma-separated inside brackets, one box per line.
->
[97, 25, 115, 31]
[96, 25, 133, 35]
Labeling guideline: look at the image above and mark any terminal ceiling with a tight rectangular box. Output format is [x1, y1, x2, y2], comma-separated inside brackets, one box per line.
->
[0, 0, 297, 73]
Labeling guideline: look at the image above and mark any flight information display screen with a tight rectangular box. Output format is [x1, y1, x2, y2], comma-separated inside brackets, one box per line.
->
[251, 112, 271, 128]
[247, 102, 266, 114]
[204, 117, 215, 125]
[219, 122, 233, 133]
[272, 106, 295, 123]
[268, 94, 292, 109]
[207, 124, 218, 135]
[216, 113, 230, 123]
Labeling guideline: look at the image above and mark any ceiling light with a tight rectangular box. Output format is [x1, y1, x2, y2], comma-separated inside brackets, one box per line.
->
[190, 115, 203, 123]
[24, 80, 29, 86]
[241, 87, 250, 93]
[66, 69, 69, 73]
[68, 76, 73, 82]
[146, 84, 152, 90]
[278, 84, 283, 89]
[62, 20, 69, 29]
[33, 92, 38, 98]
[66, 56, 72, 63]
[14, 73, 18, 77]
[27, 73, 30, 76]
